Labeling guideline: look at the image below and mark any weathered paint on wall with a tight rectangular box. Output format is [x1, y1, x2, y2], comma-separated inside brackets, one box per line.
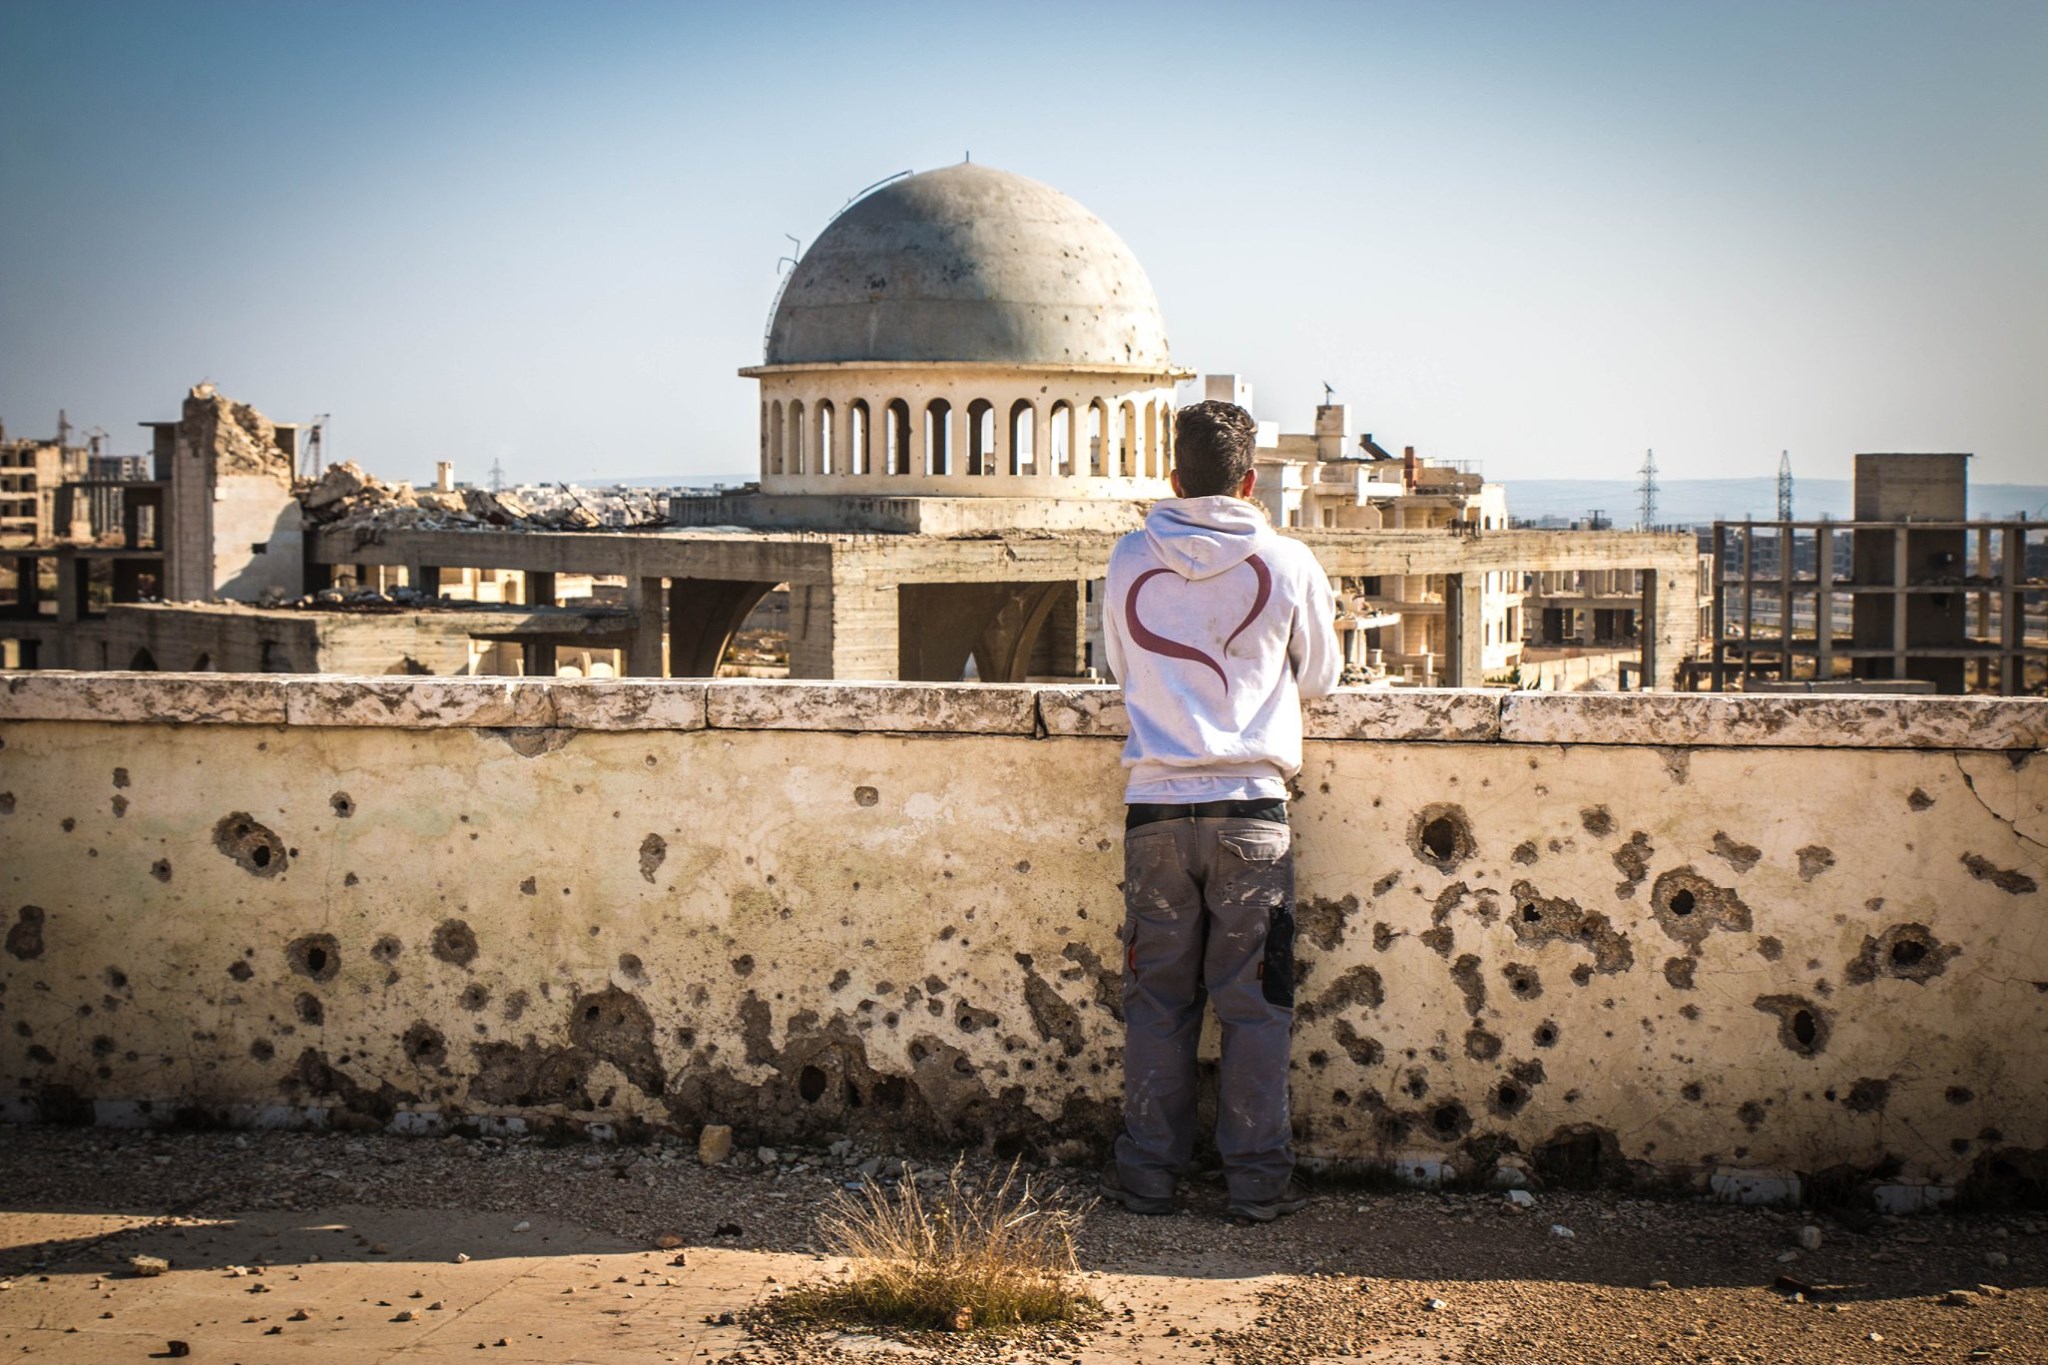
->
[2, 677, 2043, 1201]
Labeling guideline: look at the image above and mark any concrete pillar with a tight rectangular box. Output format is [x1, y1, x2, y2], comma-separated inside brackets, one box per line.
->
[523, 640, 559, 677]
[1639, 568, 1659, 691]
[56, 557, 86, 625]
[813, 576, 896, 680]
[1443, 573, 1485, 688]
[626, 576, 666, 677]
[5, 557, 36, 620]
[1815, 525, 1834, 685]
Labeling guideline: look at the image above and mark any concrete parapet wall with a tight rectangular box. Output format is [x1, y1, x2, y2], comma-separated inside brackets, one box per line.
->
[2, 676, 2044, 1201]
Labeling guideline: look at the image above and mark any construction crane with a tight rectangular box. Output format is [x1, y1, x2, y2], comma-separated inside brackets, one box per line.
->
[302, 414, 329, 480]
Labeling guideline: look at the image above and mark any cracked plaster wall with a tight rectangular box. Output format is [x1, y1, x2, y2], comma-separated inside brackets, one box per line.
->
[1, 676, 2043, 1196]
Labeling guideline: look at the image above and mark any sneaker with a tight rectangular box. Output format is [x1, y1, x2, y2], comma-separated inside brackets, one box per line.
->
[1099, 1164, 1176, 1216]
[1227, 1178, 1311, 1224]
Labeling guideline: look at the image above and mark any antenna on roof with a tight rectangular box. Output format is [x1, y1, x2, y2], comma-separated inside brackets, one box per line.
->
[1322, 382, 1334, 405]
[1777, 450, 1794, 521]
[965, 150, 970, 163]
[1637, 448, 1660, 530]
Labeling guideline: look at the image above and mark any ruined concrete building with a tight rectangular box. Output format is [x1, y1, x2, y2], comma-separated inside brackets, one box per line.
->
[2, 162, 1701, 688]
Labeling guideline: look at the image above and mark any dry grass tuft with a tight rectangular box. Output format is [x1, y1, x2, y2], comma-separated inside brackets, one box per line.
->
[773, 1159, 1099, 1333]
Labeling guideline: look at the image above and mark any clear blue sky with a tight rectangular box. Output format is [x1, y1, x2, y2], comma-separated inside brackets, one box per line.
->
[3, 0, 2042, 488]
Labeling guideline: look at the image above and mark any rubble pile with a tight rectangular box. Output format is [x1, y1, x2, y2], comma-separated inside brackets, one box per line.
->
[298, 462, 602, 533]
[183, 382, 293, 482]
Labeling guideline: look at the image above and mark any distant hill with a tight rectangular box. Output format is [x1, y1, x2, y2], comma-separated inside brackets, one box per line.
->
[1499, 478, 2048, 526]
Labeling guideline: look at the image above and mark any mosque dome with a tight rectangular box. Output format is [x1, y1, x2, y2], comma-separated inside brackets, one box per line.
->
[764, 163, 1172, 371]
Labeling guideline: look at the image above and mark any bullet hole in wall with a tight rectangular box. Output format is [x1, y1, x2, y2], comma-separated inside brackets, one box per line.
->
[638, 833, 667, 884]
[331, 792, 354, 818]
[1491, 1079, 1530, 1118]
[1533, 1021, 1559, 1048]
[1846, 923, 1960, 985]
[286, 934, 340, 983]
[1580, 806, 1615, 838]
[1410, 804, 1474, 870]
[213, 813, 287, 877]
[250, 1039, 275, 1063]
[1754, 994, 1829, 1056]
[371, 935, 403, 965]
[227, 960, 253, 982]
[431, 919, 478, 967]
[402, 1021, 448, 1068]
[1907, 787, 1934, 811]
[1465, 1028, 1502, 1061]
[295, 993, 324, 1025]
[150, 859, 171, 883]
[459, 983, 491, 1011]
[1737, 1101, 1767, 1131]
[1961, 853, 2037, 895]
[854, 786, 879, 807]
[1681, 1081, 1703, 1101]
[799, 1064, 828, 1103]
[1429, 1101, 1471, 1138]
[1504, 963, 1542, 1000]
[618, 953, 645, 981]
[1947, 1086, 1974, 1105]
[7, 906, 46, 960]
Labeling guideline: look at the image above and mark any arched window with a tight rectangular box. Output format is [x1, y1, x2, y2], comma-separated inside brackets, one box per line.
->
[759, 401, 770, 476]
[1009, 400, 1036, 476]
[816, 401, 835, 476]
[886, 399, 912, 474]
[848, 400, 870, 475]
[1049, 401, 1073, 476]
[925, 398, 952, 476]
[1087, 402, 1107, 477]
[966, 399, 995, 476]
[1120, 401, 1139, 478]
[770, 401, 785, 476]
[128, 647, 156, 671]
[789, 400, 806, 475]
[193, 652, 214, 671]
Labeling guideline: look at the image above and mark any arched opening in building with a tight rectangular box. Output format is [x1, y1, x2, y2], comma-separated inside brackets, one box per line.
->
[1120, 401, 1140, 478]
[816, 401, 835, 476]
[769, 401, 785, 475]
[1087, 402, 1107, 477]
[127, 647, 157, 671]
[1009, 400, 1036, 476]
[1049, 401, 1073, 476]
[192, 652, 214, 671]
[887, 400, 912, 474]
[789, 400, 807, 475]
[967, 399, 995, 476]
[759, 401, 769, 476]
[260, 641, 293, 673]
[925, 398, 952, 476]
[848, 400, 870, 475]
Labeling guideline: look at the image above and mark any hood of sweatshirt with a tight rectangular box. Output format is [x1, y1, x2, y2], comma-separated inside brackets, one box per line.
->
[1141, 497, 1270, 581]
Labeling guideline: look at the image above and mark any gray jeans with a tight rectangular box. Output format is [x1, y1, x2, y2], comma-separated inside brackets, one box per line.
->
[1114, 815, 1296, 1202]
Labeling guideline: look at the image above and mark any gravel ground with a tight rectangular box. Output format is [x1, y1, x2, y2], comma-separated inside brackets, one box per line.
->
[2, 1126, 2044, 1363]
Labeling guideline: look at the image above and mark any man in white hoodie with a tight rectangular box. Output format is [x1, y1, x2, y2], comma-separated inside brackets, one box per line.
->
[1100, 400, 1341, 1222]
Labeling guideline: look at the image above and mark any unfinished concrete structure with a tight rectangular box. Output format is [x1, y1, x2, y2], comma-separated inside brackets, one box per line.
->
[1711, 454, 2045, 694]
[5, 164, 1703, 688]
[4, 675, 2042, 1205]
[0, 426, 92, 547]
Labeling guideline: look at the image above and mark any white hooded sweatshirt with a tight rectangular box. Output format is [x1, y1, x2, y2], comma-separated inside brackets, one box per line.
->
[1103, 496, 1341, 802]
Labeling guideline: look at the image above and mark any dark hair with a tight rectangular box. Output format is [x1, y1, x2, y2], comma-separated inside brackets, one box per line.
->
[1172, 400, 1258, 498]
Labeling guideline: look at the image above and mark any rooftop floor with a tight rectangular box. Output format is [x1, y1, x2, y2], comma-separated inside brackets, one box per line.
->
[2, 1127, 2044, 1364]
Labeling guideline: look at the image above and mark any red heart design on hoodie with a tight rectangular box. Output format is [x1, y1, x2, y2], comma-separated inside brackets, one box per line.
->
[1124, 554, 1272, 693]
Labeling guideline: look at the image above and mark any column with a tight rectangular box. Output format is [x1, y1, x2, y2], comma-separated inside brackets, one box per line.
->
[1639, 567, 1660, 692]
[1814, 525, 1834, 686]
[1443, 572, 1485, 688]
[626, 576, 666, 677]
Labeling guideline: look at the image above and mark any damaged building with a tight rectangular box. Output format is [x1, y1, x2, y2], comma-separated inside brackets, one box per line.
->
[3, 163, 1700, 687]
